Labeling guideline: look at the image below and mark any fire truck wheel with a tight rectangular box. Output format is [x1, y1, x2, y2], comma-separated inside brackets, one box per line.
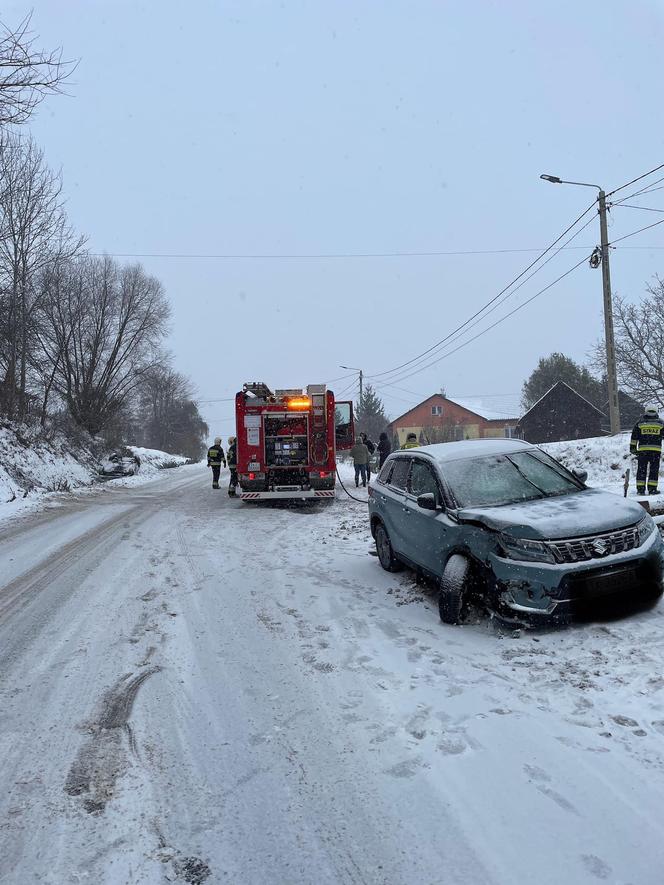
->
[375, 523, 403, 572]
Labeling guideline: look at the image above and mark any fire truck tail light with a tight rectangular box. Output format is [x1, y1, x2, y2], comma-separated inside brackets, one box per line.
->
[249, 472, 256, 480]
[319, 471, 328, 478]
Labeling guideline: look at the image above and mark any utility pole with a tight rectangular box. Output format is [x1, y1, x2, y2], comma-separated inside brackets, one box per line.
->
[340, 364, 363, 409]
[540, 174, 622, 434]
[598, 190, 621, 435]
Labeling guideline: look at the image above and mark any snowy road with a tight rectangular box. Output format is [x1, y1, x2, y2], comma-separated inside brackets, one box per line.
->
[2, 465, 664, 884]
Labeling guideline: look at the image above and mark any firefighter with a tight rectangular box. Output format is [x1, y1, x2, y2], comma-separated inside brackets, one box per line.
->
[207, 437, 226, 489]
[630, 407, 664, 495]
[401, 432, 419, 450]
[227, 436, 238, 497]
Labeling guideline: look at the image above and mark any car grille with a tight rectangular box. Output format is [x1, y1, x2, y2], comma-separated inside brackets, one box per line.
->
[547, 526, 640, 563]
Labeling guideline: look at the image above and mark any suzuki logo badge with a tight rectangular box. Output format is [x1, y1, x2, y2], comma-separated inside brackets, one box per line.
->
[592, 538, 610, 556]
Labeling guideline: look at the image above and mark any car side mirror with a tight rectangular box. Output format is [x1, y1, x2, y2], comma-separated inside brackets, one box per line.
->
[573, 468, 588, 483]
[417, 492, 438, 511]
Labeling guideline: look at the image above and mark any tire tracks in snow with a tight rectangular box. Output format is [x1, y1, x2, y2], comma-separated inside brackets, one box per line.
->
[64, 667, 161, 814]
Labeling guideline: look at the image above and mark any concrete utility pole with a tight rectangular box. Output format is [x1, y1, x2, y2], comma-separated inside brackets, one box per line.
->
[540, 175, 622, 434]
[597, 190, 621, 435]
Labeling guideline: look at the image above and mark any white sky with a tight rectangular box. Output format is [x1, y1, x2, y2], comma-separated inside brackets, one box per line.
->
[14, 0, 664, 436]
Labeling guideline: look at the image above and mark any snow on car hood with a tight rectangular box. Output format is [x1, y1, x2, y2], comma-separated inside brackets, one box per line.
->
[457, 488, 646, 540]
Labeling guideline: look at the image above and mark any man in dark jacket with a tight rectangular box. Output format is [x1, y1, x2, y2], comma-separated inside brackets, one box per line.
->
[227, 436, 238, 497]
[207, 437, 226, 489]
[360, 432, 376, 481]
[377, 432, 391, 468]
[630, 407, 664, 495]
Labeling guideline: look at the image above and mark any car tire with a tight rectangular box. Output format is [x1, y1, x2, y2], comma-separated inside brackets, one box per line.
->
[439, 554, 470, 625]
[375, 523, 403, 572]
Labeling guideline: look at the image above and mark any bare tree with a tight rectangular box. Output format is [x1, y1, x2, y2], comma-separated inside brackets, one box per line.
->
[597, 280, 664, 407]
[40, 256, 171, 435]
[0, 13, 74, 126]
[135, 363, 208, 458]
[0, 133, 84, 420]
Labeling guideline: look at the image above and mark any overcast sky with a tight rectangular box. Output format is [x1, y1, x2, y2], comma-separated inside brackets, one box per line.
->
[13, 0, 664, 435]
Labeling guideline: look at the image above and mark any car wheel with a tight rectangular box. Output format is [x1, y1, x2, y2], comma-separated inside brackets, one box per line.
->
[375, 523, 403, 572]
[439, 554, 470, 625]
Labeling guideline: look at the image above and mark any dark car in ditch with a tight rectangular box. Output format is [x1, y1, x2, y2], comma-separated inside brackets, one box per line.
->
[368, 438, 664, 623]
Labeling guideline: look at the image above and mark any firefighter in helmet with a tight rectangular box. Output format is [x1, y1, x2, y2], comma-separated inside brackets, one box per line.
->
[401, 432, 419, 450]
[207, 437, 226, 489]
[227, 436, 238, 497]
[630, 407, 664, 495]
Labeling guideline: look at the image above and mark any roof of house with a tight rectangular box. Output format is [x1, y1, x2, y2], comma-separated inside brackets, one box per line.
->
[518, 381, 606, 423]
[388, 393, 521, 426]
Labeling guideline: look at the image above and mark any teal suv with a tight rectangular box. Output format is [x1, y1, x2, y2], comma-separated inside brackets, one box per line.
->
[368, 439, 664, 624]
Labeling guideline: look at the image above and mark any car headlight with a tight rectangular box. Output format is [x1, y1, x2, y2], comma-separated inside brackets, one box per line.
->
[498, 533, 556, 564]
[637, 513, 656, 545]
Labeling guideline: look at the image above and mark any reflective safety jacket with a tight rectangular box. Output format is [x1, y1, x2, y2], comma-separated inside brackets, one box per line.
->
[227, 442, 237, 469]
[207, 445, 226, 466]
[630, 416, 664, 455]
[401, 440, 419, 449]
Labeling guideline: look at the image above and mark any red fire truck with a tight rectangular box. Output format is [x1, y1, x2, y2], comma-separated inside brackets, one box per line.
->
[235, 382, 355, 501]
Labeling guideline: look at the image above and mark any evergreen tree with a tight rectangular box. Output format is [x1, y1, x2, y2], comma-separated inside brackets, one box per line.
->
[354, 383, 389, 441]
[522, 353, 603, 410]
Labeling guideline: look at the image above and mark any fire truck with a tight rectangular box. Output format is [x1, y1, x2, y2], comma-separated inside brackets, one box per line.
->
[234, 382, 355, 501]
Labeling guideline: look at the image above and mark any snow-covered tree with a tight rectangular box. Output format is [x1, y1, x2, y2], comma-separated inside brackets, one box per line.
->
[522, 353, 603, 410]
[354, 383, 389, 441]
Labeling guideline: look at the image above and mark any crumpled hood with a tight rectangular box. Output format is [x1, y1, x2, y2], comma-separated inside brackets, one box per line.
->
[457, 488, 646, 540]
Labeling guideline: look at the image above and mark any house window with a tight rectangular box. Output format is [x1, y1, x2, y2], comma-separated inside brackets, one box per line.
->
[431, 405, 443, 416]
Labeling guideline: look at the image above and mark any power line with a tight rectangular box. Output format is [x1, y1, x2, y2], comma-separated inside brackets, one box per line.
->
[612, 177, 664, 205]
[612, 203, 664, 213]
[367, 205, 597, 385]
[609, 217, 664, 245]
[372, 254, 590, 387]
[86, 245, 596, 261]
[606, 163, 664, 198]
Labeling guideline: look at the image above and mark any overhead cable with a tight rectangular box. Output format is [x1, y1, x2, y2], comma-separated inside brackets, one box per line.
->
[609, 217, 664, 245]
[367, 208, 597, 385]
[606, 163, 664, 198]
[372, 254, 590, 387]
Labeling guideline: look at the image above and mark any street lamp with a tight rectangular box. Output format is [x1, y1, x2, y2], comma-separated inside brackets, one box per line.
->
[340, 365, 363, 405]
[540, 173, 621, 434]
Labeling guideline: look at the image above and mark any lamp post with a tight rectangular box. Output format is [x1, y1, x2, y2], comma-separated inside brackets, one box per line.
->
[540, 174, 621, 434]
[340, 365, 363, 407]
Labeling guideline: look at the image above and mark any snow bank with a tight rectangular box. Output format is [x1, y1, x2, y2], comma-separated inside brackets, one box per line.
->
[0, 421, 98, 504]
[541, 432, 632, 496]
[0, 421, 190, 522]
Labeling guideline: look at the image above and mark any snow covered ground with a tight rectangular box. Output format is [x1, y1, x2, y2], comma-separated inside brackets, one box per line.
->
[1, 462, 663, 883]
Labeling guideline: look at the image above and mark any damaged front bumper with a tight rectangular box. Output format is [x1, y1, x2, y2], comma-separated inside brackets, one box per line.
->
[489, 528, 664, 618]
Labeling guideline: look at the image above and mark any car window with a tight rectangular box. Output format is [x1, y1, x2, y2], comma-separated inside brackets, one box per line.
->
[377, 459, 393, 484]
[409, 460, 439, 498]
[444, 453, 581, 508]
[388, 458, 410, 490]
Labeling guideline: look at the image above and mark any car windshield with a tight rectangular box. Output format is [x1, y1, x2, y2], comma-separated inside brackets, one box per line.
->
[444, 451, 581, 508]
